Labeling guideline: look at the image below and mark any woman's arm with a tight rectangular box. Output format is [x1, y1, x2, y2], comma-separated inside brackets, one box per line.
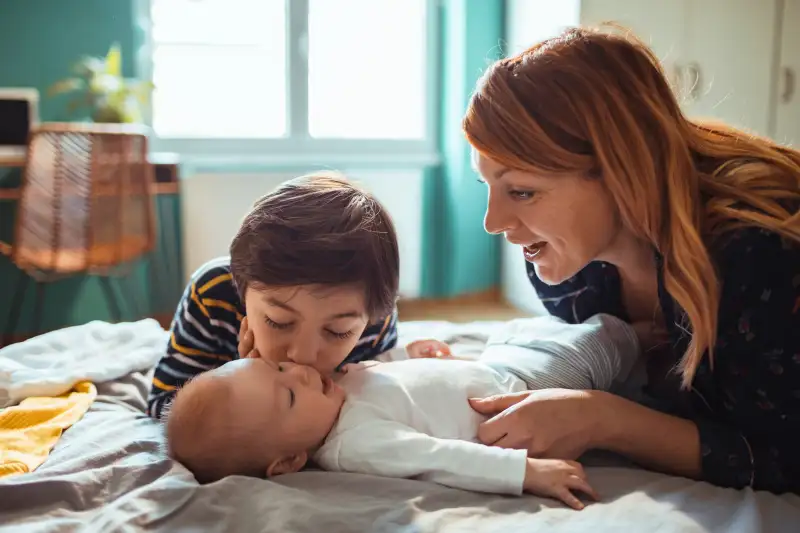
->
[604, 228, 800, 492]
[593, 392, 701, 479]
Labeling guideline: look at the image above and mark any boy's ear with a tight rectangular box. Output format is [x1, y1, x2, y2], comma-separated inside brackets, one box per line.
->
[266, 452, 308, 477]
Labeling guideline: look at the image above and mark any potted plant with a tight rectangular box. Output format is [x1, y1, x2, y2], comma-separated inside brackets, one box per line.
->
[48, 43, 153, 124]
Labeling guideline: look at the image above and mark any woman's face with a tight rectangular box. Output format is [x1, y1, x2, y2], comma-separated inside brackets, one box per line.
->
[244, 284, 370, 375]
[475, 151, 621, 285]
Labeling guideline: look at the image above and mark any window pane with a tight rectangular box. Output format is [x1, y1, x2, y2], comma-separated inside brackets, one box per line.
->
[308, 0, 428, 139]
[151, 0, 284, 46]
[152, 45, 286, 138]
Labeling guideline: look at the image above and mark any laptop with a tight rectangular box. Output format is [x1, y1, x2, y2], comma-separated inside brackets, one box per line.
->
[0, 88, 39, 160]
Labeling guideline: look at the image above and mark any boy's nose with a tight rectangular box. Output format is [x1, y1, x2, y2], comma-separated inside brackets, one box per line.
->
[286, 340, 319, 367]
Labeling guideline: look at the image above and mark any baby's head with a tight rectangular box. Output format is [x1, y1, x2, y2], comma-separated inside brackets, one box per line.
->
[165, 358, 345, 483]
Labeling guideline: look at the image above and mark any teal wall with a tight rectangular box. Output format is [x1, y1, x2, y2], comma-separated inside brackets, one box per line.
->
[0, 0, 183, 339]
[421, 0, 504, 297]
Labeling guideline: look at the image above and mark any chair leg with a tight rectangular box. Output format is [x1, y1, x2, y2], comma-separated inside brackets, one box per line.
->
[3, 268, 31, 346]
[99, 276, 123, 322]
[31, 281, 47, 336]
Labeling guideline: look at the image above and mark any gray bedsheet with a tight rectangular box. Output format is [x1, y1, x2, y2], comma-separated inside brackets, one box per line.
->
[2, 367, 800, 532]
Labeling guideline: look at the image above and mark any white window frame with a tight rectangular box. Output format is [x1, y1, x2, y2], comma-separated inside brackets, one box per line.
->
[133, 0, 440, 167]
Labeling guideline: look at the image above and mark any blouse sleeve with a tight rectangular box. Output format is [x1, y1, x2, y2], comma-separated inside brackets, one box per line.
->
[693, 228, 800, 493]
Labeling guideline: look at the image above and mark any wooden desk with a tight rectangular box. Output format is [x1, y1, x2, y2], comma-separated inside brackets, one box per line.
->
[0, 147, 25, 168]
[0, 148, 180, 197]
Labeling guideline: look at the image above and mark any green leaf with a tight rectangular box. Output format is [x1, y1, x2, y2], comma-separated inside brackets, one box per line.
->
[105, 43, 122, 77]
[48, 78, 84, 97]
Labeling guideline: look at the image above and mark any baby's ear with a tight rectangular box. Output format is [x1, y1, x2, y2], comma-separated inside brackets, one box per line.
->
[266, 452, 308, 477]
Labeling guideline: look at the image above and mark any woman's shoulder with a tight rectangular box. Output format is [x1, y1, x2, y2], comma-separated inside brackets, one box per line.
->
[711, 226, 799, 277]
[711, 226, 799, 317]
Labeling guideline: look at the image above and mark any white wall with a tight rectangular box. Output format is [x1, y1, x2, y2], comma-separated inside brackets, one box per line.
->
[501, 242, 547, 316]
[180, 170, 425, 298]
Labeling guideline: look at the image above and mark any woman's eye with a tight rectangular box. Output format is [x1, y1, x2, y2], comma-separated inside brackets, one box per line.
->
[265, 317, 292, 330]
[328, 329, 355, 340]
[509, 190, 534, 200]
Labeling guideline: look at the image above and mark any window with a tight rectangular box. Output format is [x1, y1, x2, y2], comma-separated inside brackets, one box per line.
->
[144, 0, 436, 163]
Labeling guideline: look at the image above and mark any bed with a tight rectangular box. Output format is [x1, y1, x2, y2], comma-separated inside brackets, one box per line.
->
[1, 320, 799, 532]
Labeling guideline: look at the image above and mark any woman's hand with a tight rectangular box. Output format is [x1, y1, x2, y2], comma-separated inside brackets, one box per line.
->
[238, 316, 261, 359]
[469, 389, 609, 460]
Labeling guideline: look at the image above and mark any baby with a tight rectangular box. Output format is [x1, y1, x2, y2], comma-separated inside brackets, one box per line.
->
[165, 314, 640, 510]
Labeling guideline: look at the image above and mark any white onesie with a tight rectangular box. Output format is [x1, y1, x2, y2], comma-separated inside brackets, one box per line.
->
[312, 314, 639, 495]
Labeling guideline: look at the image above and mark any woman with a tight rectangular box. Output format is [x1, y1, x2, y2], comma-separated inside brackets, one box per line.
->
[464, 27, 800, 493]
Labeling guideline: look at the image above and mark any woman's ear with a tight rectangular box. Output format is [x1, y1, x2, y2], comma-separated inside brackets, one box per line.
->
[266, 451, 308, 477]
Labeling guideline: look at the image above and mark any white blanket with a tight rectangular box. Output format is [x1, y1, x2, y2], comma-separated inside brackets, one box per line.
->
[0, 319, 168, 408]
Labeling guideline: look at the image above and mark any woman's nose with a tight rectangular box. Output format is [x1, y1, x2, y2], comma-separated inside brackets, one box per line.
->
[484, 194, 517, 235]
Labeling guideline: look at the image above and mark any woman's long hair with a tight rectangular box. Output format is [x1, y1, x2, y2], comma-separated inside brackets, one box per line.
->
[463, 26, 800, 386]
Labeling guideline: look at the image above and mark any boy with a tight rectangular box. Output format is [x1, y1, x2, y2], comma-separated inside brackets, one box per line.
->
[165, 314, 640, 510]
[147, 172, 400, 419]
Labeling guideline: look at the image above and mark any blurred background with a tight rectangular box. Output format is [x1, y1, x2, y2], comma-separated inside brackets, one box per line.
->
[0, 0, 798, 344]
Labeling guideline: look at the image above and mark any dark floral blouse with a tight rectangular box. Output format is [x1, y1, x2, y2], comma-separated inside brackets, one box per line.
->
[528, 226, 800, 494]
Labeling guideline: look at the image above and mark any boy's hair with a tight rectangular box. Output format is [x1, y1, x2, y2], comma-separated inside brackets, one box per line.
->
[229, 172, 400, 321]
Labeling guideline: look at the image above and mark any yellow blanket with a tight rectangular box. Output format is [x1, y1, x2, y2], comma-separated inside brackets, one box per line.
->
[0, 381, 97, 479]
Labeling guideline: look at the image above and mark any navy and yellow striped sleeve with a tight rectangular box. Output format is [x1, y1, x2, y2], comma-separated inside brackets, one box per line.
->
[147, 258, 243, 419]
[342, 307, 399, 366]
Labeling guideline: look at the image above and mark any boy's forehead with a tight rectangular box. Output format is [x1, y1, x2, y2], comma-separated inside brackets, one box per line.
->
[247, 284, 368, 318]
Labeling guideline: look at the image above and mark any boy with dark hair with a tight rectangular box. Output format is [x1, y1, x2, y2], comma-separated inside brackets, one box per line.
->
[147, 172, 400, 419]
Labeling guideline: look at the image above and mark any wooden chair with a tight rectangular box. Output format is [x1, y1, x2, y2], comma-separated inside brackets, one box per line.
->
[0, 122, 157, 343]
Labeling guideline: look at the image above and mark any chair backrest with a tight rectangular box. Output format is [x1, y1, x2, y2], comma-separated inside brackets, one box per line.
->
[11, 122, 156, 276]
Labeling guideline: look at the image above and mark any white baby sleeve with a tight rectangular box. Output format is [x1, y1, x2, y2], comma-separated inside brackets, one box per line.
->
[315, 421, 528, 495]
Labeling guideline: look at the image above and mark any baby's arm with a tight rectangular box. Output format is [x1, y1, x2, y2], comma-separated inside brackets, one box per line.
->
[482, 314, 640, 391]
[315, 421, 596, 508]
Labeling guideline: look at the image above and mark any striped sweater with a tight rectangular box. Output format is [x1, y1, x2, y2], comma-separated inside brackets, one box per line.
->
[147, 257, 398, 419]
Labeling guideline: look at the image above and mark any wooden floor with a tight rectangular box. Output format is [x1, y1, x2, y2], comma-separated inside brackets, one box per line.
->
[397, 289, 530, 323]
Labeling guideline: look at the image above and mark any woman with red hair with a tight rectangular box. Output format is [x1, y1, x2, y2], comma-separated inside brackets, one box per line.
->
[465, 27, 800, 493]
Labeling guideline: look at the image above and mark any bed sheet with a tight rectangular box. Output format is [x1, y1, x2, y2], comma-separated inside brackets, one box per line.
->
[1, 320, 799, 533]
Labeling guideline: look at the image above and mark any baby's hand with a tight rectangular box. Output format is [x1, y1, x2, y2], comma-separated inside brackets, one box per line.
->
[406, 339, 453, 359]
[522, 458, 598, 510]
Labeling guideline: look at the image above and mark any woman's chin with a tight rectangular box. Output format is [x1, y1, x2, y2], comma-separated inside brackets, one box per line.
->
[532, 262, 575, 286]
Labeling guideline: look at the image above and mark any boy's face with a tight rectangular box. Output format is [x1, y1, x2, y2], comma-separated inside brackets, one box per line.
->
[225, 358, 346, 476]
[244, 284, 370, 375]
